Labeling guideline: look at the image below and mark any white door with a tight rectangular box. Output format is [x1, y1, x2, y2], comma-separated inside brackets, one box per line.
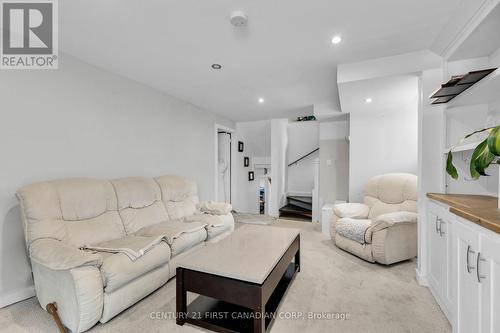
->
[217, 132, 231, 203]
[455, 221, 480, 333]
[479, 234, 500, 333]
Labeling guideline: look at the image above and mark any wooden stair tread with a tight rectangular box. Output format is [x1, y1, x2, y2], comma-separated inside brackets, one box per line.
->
[287, 196, 312, 204]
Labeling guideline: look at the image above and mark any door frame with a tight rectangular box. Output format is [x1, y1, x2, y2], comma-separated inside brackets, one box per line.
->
[214, 124, 236, 203]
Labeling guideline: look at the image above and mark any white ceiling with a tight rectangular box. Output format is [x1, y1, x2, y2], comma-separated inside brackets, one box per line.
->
[449, 3, 500, 61]
[59, 0, 460, 122]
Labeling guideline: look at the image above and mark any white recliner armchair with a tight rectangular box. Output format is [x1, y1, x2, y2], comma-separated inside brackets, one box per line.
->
[331, 173, 417, 265]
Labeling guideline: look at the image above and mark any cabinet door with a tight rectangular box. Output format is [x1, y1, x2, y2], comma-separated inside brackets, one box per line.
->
[479, 234, 500, 333]
[428, 209, 444, 292]
[454, 221, 480, 333]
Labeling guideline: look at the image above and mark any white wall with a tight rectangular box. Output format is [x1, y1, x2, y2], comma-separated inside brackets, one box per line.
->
[233, 120, 271, 214]
[345, 75, 419, 202]
[287, 121, 319, 195]
[0, 54, 234, 307]
[319, 120, 349, 206]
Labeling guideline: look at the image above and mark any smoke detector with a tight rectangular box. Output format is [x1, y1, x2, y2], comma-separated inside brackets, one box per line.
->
[230, 11, 248, 27]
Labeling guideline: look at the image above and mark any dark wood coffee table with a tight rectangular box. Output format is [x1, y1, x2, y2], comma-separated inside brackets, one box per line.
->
[176, 225, 300, 333]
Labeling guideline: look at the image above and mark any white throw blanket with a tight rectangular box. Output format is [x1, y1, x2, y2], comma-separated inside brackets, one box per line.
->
[134, 220, 208, 243]
[81, 235, 166, 261]
[184, 214, 225, 228]
[197, 201, 232, 215]
[336, 218, 372, 244]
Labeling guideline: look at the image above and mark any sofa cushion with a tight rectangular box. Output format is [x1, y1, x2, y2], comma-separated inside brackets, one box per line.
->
[112, 177, 169, 234]
[155, 176, 199, 219]
[363, 173, 418, 219]
[17, 178, 125, 248]
[134, 220, 207, 257]
[98, 236, 171, 293]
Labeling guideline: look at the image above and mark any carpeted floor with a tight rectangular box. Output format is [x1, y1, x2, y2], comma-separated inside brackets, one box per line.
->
[233, 212, 276, 225]
[0, 220, 451, 333]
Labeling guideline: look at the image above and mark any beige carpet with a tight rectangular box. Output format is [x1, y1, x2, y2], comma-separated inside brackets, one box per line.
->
[233, 212, 276, 225]
[0, 220, 451, 333]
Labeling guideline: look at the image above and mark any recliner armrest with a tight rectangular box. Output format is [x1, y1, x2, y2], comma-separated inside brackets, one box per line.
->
[333, 203, 370, 219]
[370, 211, 418, 233]
[197, 201, 232, 215]
[30, 239, 103, 271]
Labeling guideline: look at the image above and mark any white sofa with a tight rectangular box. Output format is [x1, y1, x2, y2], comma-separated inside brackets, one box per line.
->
[16, 175, 234, 333]
[330, 173, 417, 265]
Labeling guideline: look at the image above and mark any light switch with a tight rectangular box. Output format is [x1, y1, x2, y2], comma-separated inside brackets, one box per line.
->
[326, 159, 332, 166]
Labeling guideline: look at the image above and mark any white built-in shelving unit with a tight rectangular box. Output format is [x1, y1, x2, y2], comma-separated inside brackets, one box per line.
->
[443, 140, 483, 154]
[441, 2, 500, 197]
[418, 5, 500, 331]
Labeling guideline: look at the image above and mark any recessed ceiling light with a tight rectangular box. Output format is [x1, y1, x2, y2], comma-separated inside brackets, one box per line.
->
[211, 64, 222, 70]
[331, 35, 342, 44]
[258, 98, 265, 104]
[365, 97, 372, 103]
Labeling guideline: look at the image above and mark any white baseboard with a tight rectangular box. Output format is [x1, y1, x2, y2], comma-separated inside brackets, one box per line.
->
[0, 285, 35, 308]
[415, 268, 429, 286]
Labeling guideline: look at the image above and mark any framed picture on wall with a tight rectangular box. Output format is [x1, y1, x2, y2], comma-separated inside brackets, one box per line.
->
[238, 141, 244, 152]
[248, 171, 254, 181]
[244, 157, 249, 167]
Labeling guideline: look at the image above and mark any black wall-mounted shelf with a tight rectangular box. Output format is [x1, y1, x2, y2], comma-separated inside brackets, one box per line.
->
[430, 68, 497, 105]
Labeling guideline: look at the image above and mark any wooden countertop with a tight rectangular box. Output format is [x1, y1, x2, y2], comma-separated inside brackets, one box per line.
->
[427, 193, 500, 234]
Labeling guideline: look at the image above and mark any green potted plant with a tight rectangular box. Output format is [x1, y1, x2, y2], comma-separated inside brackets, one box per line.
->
[446, 125, 500, 206]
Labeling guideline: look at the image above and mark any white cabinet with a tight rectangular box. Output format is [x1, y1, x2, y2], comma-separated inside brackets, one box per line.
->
[479, 235, 500, 333]
[427, 202, 453, 318]
[425, 199, 500, 333]
[454, 221, 500, 333]
[454, 221, 480, 333]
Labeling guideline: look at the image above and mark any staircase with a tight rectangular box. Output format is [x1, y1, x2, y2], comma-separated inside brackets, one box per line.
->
[279, 195, 312, 220]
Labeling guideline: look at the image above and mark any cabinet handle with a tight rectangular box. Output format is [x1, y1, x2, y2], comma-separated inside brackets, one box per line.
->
[439, 220, 445, 237]
[476, 252, 486, 283]
[466, 245, 476, 273]
[435, 217, 441, 234]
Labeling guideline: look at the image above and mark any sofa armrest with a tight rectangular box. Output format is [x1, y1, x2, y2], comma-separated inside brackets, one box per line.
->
[370, 211, 418, 233]
[333, 203, 370, 219]
[197, 201, 232, 215]
[32, 262, 104, 332]
[330, 203, 370, 241]
[30, 239, 103, 271]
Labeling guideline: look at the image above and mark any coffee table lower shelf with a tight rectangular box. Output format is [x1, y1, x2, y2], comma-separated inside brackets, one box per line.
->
[185, 263, 297, 333]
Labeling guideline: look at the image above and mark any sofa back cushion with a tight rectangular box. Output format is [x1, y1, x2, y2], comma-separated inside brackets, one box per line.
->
[17, 178, 125, 248]
[155, 175, 199, 219]
[112, 177, 169, 234]
[363, 173, 417, 219]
